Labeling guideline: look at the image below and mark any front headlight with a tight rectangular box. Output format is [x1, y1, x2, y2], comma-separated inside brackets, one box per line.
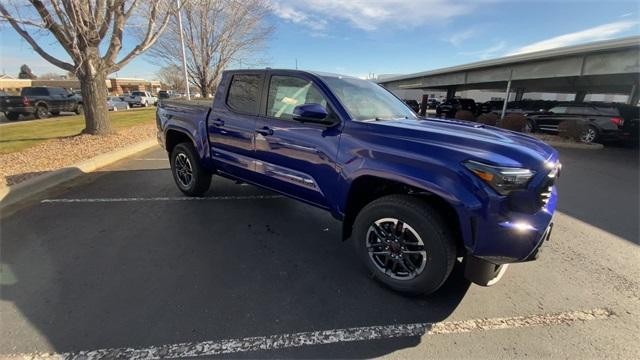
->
[463, 160, 536, 195]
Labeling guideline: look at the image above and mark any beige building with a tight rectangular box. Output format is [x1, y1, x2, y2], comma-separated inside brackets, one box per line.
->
[0, 75, 163, 95]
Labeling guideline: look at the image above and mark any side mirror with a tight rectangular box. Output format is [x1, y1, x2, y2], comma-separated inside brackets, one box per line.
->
[292, 103, 334, 125]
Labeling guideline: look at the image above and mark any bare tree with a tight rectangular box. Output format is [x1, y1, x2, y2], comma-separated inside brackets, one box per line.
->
[39, 72, 66, 80]
[0, 0, 176, 135]
[148, 0, 272, 98]
[157, 64, 186, 91]
[18, 64, 37, 79]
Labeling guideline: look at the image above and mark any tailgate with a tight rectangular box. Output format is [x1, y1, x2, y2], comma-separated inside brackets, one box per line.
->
[0, 96, 24, 110]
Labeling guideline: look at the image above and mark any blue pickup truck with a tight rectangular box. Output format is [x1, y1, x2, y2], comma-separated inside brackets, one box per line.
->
[156, 69, 560, 295]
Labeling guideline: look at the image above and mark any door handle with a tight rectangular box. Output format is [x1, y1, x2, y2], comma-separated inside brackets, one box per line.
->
[255, 126, 274, 136]
[211, 118, 225, 126]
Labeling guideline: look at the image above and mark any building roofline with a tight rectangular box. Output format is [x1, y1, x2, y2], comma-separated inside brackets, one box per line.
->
[378, 36, 640, 84]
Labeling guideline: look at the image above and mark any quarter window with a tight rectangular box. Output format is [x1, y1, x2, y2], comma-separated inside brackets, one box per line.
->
[226, 74, 261, 114]
[267, 76, 328, 120]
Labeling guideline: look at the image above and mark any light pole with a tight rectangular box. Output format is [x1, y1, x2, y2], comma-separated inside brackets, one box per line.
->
[176, 0, 190, 100]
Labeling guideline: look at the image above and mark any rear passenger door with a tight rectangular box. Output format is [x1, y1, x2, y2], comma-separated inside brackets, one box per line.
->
[49, 88, 69, 112]
[208, 72, 263, 179]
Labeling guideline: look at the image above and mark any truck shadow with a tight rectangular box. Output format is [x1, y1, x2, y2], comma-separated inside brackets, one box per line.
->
[0, 169, 470, 358]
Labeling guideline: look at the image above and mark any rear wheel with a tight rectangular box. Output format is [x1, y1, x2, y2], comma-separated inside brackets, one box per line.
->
[524, 119, 535, 133]
[170, 142, 212, 196]
[581, 125, 598, 143]
[75, 104, 83, 115]
[353, 195, 456, 295]
[5, 112, 19, 121]
[34, 105, 49, 119]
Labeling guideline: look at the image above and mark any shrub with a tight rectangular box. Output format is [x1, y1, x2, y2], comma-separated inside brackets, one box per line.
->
[477, 112, 499, 126]
[454, 110, 476, 122]
[558, 120, 588, 141]
[499, 113, 527, 132]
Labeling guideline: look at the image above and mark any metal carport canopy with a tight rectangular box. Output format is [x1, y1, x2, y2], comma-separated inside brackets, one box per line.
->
[378, 36, 640, 99]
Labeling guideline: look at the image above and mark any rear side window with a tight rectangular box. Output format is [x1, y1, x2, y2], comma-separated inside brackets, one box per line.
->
[226, 74, 261, 114]
[22, 87, 48, 96]
[594, 106, 620, 116]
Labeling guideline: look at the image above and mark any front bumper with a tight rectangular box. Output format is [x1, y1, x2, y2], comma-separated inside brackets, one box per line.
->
[465, 159, 559, 265]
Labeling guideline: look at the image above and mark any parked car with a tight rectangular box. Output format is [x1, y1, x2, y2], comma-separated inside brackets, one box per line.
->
[125, 91, 157, 107]
[526, 102, 639, 143]
[436, 98, 477, 117]
[403, 99, 420, 113]
[426, 98, 440, 109]
[156, 69, 560, 295]
[107, 96, 130, 111]
[478, 100, 505, 115]
[0, 86, 83, 120]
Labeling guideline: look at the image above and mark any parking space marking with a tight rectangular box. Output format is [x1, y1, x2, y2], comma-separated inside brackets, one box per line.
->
[11, 308, 612, 360]
[41, 195, 285, 203]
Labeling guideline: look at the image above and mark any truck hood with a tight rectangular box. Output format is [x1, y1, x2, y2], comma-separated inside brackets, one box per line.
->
[366, 117, 558, 169]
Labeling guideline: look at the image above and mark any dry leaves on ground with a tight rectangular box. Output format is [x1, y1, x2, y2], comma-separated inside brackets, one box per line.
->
[0, 124, 156, 186]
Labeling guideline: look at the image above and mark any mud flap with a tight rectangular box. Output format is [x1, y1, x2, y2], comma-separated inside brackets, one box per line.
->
[464, 256, 509, 286]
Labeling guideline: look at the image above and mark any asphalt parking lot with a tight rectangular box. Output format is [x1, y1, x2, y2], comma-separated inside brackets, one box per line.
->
[1, 146, 639, 358]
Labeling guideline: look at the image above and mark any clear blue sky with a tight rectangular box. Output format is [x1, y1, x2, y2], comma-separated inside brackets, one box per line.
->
[0, 0, 638, 80]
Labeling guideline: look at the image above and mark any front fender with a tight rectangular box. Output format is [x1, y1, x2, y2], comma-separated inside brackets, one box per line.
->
[337, 156, 483, 252]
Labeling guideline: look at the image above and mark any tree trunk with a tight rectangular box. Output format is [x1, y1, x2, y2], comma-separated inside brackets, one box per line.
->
[199, 80, 210, 98]
[78, 70, 112, 135]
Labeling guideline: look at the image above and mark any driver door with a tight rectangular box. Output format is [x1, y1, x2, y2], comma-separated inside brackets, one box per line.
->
[253, 72, 342, 208]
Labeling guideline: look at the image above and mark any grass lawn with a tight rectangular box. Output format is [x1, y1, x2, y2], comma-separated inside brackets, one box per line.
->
[0, 108, 155, 154]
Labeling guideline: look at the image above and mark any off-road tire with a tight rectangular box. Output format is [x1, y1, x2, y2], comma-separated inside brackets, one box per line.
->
[170, 142, 211, 197]
[352, 194, 457, 295]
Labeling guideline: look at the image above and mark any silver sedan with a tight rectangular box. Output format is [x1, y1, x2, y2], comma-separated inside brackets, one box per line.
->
[107, 96, 130, 111]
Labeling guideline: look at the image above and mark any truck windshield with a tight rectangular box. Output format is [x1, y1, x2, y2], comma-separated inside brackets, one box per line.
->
[320, 75, 417, 121]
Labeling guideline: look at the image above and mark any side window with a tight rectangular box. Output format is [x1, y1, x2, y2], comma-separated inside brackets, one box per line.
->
[567, 106, 590, 115]
[267, 76, 328, 120]
[549, 106, 567, 114]
[50, 88, 65, 96]
[226, 74, 261, 114]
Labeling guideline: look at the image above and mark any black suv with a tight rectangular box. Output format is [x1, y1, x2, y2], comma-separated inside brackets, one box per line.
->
[0, 87, 83, 120]
[402, 99, 420, 113]
[436, 98, 477, 117]
[526, 102, 639, 143]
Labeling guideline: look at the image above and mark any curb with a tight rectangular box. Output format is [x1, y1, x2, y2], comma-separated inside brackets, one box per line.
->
[543, 141, 604, 150]
[0, 139, 158, 210]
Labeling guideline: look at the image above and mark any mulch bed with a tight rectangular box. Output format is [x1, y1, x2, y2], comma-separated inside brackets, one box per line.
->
[1, 124, 156, 186]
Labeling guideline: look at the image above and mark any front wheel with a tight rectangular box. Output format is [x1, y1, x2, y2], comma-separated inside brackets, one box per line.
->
[75, 104, 83, 115]
[352, 195, 456, 295]
[170, 142, 212, 196]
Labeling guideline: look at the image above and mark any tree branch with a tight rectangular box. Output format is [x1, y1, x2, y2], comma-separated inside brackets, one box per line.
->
[0, 3, 74, 71]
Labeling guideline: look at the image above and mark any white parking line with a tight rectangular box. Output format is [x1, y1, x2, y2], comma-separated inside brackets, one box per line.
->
[41, 195, 285, 203]
[10, 308, 612, 360]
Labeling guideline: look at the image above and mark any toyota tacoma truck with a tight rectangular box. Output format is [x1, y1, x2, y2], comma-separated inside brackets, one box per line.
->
[156, 69, 560, 295]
